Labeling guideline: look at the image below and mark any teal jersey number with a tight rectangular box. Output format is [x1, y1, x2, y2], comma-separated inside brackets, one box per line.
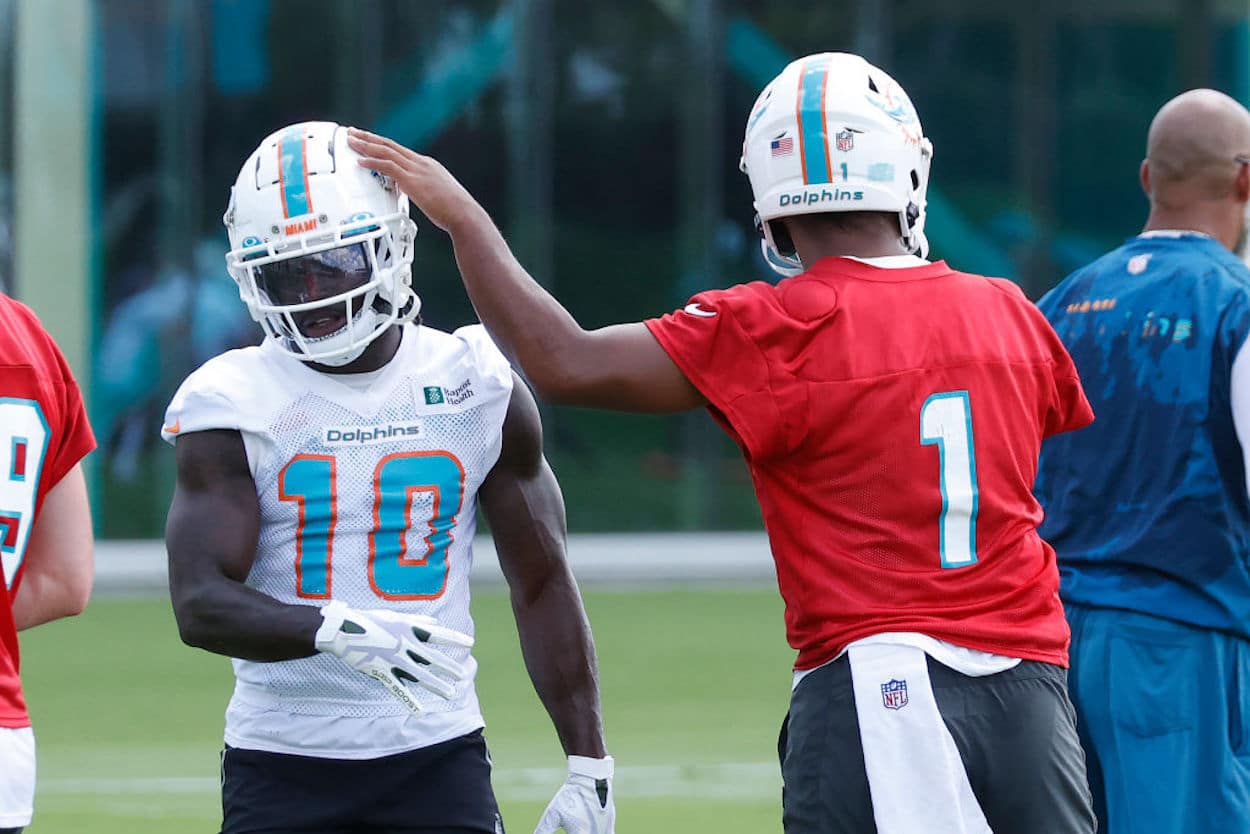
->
[0, 398, 50, 589]
[278, 451, 465, 600]
[369, 452, 465, 600]
[278, 455, 337, 598]
[920, 391, 979, 568]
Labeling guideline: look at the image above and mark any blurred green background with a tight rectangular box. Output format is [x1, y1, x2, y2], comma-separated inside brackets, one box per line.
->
[6, 2, 1250, 831]
[7, 0, 1250, 538]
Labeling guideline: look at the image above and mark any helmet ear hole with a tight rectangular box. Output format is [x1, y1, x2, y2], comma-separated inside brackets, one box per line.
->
[769, 220, 797, 258]
[756, 212, 796, 257]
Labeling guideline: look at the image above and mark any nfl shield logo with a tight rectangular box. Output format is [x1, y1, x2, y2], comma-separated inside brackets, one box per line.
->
[1127, 253, 1152, 275]
[881, 679, 908, 710]
[836, 129, 855, 152]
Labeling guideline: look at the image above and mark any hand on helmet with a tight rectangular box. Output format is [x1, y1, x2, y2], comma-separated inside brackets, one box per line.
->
[346, 128, 481, 233]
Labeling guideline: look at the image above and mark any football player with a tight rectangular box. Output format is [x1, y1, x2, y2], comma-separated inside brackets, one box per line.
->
[0, 294, 95, 834]
[348, 53, 1097, 833]
[163, 122, 614, 834]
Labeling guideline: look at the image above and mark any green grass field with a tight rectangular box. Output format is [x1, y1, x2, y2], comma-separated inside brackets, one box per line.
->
[18, 587, 792, 833]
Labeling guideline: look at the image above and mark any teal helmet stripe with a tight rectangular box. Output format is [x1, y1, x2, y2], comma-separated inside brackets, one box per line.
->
[797, 55, 833, 185]
[278, 126, 313, 218]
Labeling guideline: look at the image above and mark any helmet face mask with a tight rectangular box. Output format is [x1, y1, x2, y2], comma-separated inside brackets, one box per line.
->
[740, 53, 934, 276]
[254, 242, 373, 309]
[223, 121, 419, 366]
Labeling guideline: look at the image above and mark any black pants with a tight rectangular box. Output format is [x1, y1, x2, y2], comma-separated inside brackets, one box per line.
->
[221, 729, 503, 834]
[0, 827, 21, 834]
[779, 654, 1095, 834]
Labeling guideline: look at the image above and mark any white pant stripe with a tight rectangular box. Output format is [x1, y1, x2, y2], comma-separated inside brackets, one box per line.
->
[848, 644, 992, 834]
[0, 726, 35, 827]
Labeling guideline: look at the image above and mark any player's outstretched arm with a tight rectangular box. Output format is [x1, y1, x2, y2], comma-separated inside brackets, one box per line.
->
[480, 376, 615, 833]
[166, 429, 324, 661]
[12, 462, 93, 630]
[347, 128, 704, 415]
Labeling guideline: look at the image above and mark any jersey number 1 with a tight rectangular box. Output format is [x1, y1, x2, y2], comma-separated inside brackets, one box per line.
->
[920, 391, 979, 568]
[279, 451, 465, 600]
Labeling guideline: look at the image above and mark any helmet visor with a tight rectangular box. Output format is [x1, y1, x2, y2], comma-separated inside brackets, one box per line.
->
[254, 243, 372, 307]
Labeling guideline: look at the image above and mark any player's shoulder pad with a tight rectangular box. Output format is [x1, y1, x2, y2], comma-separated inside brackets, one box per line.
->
[0, 294, 61, 362]
[982, 275, 1027, 298]
[161, 345, 274, 444]
[979, 275, 1063, 331]
[450, 323, 515, 390]
[1, 293, 40, 328]
[407, 324, 514, 411]
[682, 280, 779, 321]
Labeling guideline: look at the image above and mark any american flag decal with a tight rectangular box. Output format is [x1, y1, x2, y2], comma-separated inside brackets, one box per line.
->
[771, 135, 794, 156]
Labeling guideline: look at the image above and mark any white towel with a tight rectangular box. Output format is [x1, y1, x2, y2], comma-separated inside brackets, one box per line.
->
[847, 642, 993, 834]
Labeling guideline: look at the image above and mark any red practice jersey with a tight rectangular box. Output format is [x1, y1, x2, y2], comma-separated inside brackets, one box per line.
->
[0, 295, 95, 727]
[646, 257, 1092, 669]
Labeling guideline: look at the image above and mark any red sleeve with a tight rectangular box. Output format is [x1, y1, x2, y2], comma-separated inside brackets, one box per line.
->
[1043, 325, 1094, 438]
[41, 337, 96, 492]
[12, 302, 96, 493]
[644, 286, 790, 460]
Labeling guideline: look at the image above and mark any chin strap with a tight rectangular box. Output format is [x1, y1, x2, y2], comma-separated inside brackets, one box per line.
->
[760, 238, 805, 278]
[307, 336, 371, 367]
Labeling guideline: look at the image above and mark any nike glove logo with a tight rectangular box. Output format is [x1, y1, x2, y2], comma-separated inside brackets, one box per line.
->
[595, 777, 610, 809]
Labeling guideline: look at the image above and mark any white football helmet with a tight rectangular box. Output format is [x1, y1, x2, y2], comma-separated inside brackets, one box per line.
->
[223, 121, 418, 366]
[740, 52, 934, 276]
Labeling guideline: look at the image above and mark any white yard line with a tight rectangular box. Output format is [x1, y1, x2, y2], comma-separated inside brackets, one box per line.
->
[94, 532, 777, 593]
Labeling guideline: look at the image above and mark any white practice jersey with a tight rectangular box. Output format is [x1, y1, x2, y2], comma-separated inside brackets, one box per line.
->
[161, 323, 513, 758]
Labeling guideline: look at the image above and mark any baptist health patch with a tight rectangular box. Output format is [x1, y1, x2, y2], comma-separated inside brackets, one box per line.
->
[424, 379, 475, 406]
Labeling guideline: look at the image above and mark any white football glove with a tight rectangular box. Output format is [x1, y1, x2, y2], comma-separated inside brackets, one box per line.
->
[314, 600, 474, 715]
[534, 755, 616, 834]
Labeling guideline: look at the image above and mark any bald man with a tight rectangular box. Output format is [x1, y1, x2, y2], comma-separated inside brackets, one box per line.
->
[1035, 88, 1250, 833]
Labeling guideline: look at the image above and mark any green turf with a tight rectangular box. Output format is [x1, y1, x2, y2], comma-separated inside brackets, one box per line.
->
[18, 587, 792, 833]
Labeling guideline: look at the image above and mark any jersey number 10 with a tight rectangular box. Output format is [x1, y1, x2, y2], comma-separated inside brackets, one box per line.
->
[920, 391, 980, 568]
[279, 451, 465, 600]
